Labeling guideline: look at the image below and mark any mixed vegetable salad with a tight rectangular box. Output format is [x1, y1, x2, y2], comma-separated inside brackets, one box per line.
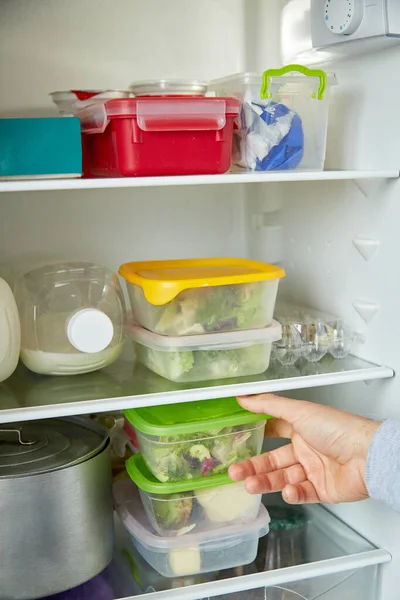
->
[147, 482, 261, 535]
[134, 342, 270, 382]
[138, 422, 264, 483]
[132, 282, 269, 336]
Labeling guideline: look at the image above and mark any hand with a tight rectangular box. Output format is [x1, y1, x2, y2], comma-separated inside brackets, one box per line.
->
[229, 394, 380, 505]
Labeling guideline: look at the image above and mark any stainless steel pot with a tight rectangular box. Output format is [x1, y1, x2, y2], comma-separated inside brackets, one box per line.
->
[0, 417, 114, 600]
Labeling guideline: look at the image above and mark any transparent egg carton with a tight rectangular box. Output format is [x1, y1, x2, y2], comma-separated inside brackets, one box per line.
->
[273, 304, 364, 366]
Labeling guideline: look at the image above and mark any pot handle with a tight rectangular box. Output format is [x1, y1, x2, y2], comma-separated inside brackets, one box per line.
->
[0, 426, 36, 445]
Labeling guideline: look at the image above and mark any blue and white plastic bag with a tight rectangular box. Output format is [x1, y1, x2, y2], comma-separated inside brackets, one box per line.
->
[239, 90, 304, 171]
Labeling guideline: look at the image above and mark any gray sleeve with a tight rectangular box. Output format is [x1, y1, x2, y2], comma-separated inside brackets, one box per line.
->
[366, 419, 400, 511]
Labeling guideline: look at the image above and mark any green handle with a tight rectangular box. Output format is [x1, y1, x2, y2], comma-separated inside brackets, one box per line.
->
[261, 64, 327, 100]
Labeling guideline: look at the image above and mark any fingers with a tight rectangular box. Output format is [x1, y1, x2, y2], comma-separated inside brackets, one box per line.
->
[283, 481, 320, 504]
[229, 444, 297, 481]
[238, 394, 313, 425]
[244, 463, 306, 494]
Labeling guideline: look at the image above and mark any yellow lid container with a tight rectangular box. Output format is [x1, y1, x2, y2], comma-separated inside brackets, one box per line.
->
[119, 258, 285, 305]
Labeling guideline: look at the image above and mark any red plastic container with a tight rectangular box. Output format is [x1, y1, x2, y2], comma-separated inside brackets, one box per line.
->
[78, 96, 239, 177]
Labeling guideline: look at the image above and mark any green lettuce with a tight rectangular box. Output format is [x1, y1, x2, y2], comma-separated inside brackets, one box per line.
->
[153, 282, 265, 335]
[144, 422, 260, 483]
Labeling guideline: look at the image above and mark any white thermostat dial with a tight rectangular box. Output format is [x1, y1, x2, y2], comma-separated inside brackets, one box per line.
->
[324, 0, 365, 35]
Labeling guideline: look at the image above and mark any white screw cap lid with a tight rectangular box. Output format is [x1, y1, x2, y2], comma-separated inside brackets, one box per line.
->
[67, 309, 114, 354]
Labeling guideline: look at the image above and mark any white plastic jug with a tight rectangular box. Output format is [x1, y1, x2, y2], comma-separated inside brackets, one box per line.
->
[0, 277, 20, 382]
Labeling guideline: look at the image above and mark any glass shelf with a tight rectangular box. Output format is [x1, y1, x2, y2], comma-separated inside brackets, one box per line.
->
[0, 352, 393, 424]
[56, 500, 389, 600]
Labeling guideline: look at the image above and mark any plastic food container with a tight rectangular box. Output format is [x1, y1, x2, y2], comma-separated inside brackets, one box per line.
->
[125, 453, 263, 537]
[118, 528, 219, 600]
[114, 478, 270, 577]
[124, 397, 267, 482]
[119, 258, 285, 336]
[130, 321, 282, 382]
[0, 278, 20, 383]
[273, 303, 363, 366]
[77, 96, 239, 177]
[124, 419, 140, 452]
[50, 90, 132, 116]
[14, 262, 126, 376]
[117, 532, 218, 592]
[209, 65, 334, 172]
[129, 79, 208, 97]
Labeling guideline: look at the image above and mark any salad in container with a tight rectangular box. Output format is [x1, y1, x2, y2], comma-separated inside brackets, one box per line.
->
[124, 397, 268, 482]
[130, 321, 282, 383]
[119, 258, 285, 336]
[126, 454, 262, 537]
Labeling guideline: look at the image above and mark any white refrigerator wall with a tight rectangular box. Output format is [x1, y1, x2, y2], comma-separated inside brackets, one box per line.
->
[1, 1, 400, 598]
[260, 46, 400, 600]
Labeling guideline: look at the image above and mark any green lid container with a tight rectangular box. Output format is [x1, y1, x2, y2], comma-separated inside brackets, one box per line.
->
[124, 397, 269, 437]
[126, 453, 237, 495]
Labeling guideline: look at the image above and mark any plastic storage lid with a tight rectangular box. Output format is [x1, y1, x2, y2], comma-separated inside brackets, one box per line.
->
[209, 72, 264, 87]
[130, 320, 282, 352]
[127, 453, 242, 494]
[0, 418, 107, 478]
[78, 96, 239, 135]
[130, 79, 208, 96]
[124, 396, 268, 437]
[50, 90, 131, 99]
[114, 478, 270, 550]
[119, 258, 285, 305]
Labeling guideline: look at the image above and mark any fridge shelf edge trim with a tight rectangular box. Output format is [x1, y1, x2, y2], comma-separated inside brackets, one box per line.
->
[0, 363, 393, 424]
[0, 170, 398, 193]
[124, 549, 391, 600]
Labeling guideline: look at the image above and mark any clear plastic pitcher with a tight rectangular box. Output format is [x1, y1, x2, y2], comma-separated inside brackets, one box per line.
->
[15, 262, 126, 375]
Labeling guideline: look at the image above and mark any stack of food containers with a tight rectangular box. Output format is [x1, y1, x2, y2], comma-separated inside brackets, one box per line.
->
[114, 397, 271, 577]
[119, 258, 285, 382]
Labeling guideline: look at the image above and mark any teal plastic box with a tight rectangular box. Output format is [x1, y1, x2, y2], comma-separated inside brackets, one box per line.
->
[0, 117, 82, 179]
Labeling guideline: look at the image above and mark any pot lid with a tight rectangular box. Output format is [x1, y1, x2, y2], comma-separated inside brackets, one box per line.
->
[0, 417, 107, 478]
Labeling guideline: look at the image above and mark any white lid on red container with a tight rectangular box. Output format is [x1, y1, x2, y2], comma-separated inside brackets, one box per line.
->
[78, 96, 240, 134]
[129, 320, 282, 352]
[50, 90, 131, 99]
[130, 79, 208, 97]
[50, 90, 132, 116]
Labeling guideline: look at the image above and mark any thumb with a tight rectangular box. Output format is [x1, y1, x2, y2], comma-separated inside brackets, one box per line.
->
[237, 394, 314, 425]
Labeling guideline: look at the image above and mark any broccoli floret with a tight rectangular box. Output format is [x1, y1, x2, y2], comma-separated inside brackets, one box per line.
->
[152, 493, 193, 530]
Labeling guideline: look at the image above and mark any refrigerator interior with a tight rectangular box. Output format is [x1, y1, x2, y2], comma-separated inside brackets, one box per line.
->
[1, 0, 400, 598]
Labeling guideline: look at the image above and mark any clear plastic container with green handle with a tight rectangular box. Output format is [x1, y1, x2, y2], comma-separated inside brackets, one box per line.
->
[209, 64, 335, 172]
